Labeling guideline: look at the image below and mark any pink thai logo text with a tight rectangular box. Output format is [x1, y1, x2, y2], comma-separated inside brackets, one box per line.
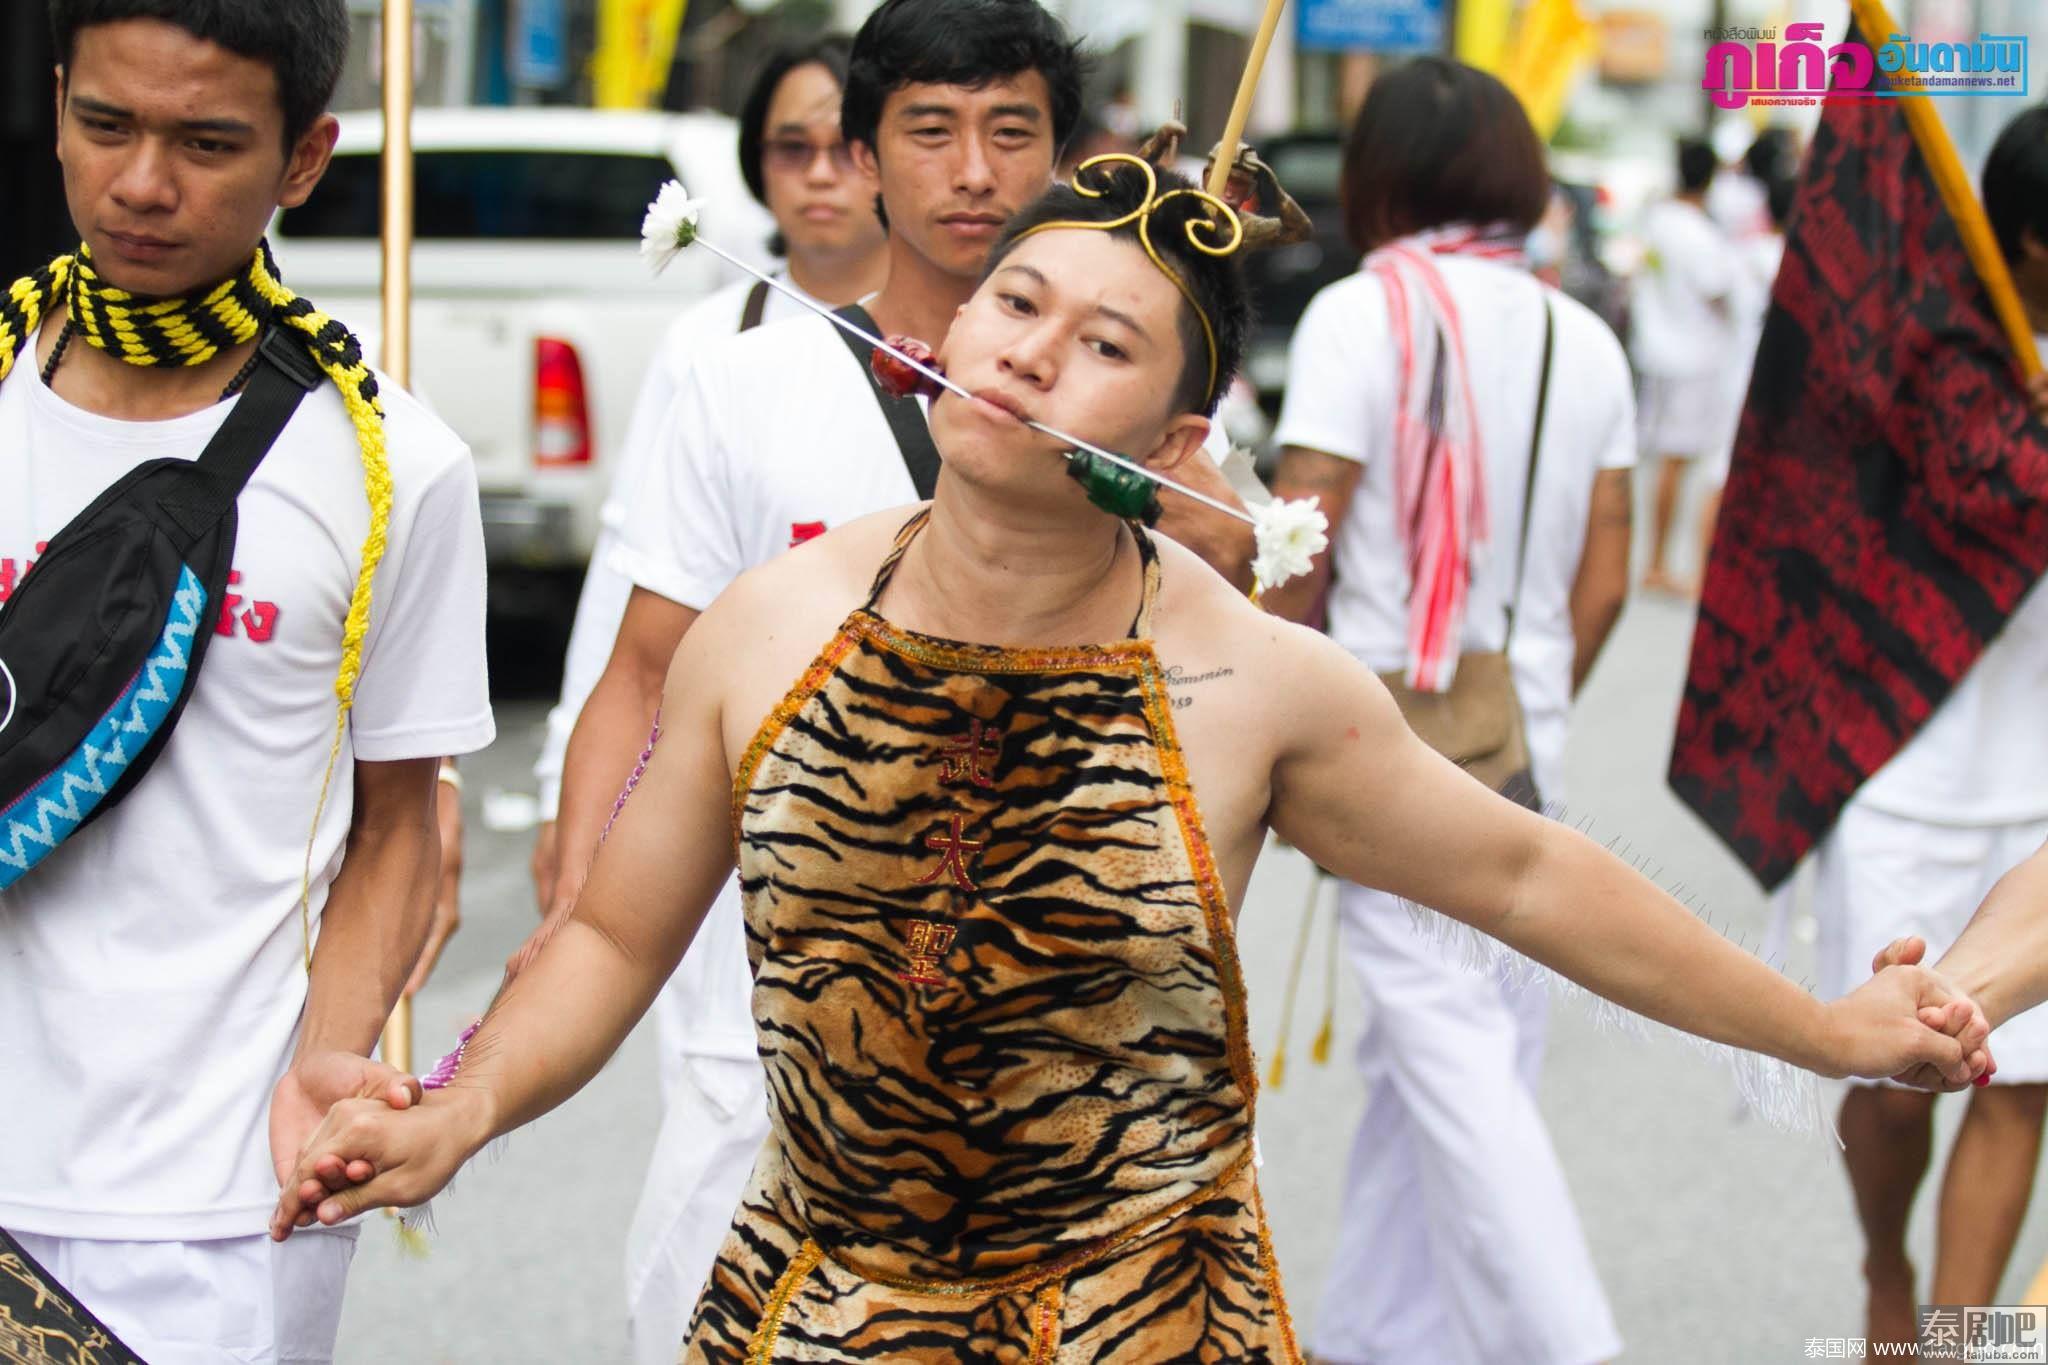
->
[1703, 22, 2029, 109]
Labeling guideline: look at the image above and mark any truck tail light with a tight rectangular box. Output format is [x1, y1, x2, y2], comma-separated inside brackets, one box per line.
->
[534, 336, 592, 467]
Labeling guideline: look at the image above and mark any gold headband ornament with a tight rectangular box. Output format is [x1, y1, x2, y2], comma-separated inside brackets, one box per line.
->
[1011, 152, 1245, 404]
[638, 178, 1326, 593]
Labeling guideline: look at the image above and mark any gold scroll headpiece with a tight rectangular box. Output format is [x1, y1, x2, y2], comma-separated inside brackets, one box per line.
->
[1012, 153, 1244, 402]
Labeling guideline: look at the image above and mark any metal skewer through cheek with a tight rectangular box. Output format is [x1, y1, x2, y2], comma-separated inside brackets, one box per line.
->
[689, 237, 1256, 528]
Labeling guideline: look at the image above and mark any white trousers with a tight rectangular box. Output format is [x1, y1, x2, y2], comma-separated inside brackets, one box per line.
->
[623, 1054, 769, 1365]
[1312, 882, 1621, 1365]
[11, 1227, 355, 1365]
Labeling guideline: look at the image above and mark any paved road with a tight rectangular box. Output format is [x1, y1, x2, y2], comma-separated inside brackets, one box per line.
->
[336, 590, 2048, 1363]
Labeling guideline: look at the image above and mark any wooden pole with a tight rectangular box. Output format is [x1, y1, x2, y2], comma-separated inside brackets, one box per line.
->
[1849, 0, 2042, 381]
[1204, 0, 1292, 202]
[378, 0, 416, 1079]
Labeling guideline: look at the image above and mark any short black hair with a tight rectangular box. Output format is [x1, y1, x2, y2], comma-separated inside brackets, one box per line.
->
[1338, 57, 1551, 254]
[1765, 173, 1796, 232]
[738, 35, 855, 257]
[1983, 103, 2048, 266]
[842, 0, 1085, 156]
[983, 159, 1251, 418]
[1676, 136, 1718, 194]
[1742, 127, 1795, 187]
[49, 0, 349, 149]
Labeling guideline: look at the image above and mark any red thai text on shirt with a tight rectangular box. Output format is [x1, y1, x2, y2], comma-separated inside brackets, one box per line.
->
[0, 548, 281, 644]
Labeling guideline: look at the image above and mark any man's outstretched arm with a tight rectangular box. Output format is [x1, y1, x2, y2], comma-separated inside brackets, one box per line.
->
[271, 598, 744, 1236]
[1260, 623, 1991, 1086]
[1877, 839, 2048, 1036]
[541, 588, 699, 932]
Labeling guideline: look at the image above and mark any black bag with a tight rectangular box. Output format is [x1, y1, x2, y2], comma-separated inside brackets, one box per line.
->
[0, 1224, 146, 1362]
[0, 329, 320, 890]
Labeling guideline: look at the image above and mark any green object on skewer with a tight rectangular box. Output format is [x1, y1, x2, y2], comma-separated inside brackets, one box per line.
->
[1066, 450, 1163, 524]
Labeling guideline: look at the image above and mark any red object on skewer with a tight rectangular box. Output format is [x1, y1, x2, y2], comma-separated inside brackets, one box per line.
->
[871, 335, 944, 400]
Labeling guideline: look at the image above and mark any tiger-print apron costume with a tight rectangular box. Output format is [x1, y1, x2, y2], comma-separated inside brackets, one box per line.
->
[681, 509, 1298, 1363]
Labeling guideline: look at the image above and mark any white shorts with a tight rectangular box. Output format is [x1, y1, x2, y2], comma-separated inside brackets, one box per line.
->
[1637, 370, 1729, 459]
[1815, 801, 2048, 1084]
[10, 1226, 356, 1365]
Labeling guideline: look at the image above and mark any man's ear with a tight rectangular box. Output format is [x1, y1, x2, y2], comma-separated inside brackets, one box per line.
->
[52, 66, 66, 161]
[850, 138, 879, 178]
[278, 113, 340, 211]
[1140, 413, 1213, 476]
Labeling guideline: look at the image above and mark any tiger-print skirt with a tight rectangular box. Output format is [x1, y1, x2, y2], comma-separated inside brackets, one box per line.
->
[680, 1144, 1296, 1363]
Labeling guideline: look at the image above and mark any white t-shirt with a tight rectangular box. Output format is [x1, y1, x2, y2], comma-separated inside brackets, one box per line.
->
[1852, 335, 2048, 827]
[0, 335, 495, 1240]
[1274, 258, 1637, 801]
[609, 310, 921, 1064]
[1631, 199, 1737, 379]
[1707, 170, 1769, 241]
[535, 274, 819, 816]
[613, 310, 924, 610]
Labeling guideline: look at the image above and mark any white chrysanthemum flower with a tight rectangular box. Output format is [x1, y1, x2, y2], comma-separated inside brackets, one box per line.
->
[1250, 497, 1329, 591]
[639, 180, 703, 275]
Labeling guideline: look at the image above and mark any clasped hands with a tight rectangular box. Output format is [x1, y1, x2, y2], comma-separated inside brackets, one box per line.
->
[266, 939, 1996, 1241]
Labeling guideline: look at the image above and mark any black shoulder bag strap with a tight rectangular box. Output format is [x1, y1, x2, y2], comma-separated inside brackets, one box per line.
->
[738, 278, 771, 333]
[1503, 295, 1557, 648]
[831, 302, 943, 500]
[161, 328, 322, 543]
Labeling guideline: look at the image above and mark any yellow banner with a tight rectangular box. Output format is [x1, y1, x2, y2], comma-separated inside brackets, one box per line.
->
[1455, 0, 1516, 74]
[594, 0, 690, 110]
[1498, 0, 1597, 141]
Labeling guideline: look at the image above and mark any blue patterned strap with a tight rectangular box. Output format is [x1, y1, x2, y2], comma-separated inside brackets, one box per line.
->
[0, 567, 206, 890]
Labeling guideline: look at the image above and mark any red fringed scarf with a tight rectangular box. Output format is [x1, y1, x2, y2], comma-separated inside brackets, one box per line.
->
[1365, 224, 1530, 691]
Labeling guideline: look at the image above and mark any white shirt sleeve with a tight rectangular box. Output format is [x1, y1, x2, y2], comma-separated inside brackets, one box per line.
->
[349, 454, 497, 761]
[1271, 279, 1389, 465]
[1594, 344, 1639, 473]
[610, 361, 748, 613]
[533, 344, 689, 812]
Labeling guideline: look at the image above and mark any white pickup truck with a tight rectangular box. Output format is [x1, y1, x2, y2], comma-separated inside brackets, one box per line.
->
[270, 107, 775, 619]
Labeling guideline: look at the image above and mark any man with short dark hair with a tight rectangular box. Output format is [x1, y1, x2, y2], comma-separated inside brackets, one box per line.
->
[0, 3, 492, 1358]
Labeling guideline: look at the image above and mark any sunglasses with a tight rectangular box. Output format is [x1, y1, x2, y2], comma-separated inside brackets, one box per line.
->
[763, 137, 856, 174]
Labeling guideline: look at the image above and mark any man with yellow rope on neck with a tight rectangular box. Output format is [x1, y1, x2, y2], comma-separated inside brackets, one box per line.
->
[0, 3, 493, 1360]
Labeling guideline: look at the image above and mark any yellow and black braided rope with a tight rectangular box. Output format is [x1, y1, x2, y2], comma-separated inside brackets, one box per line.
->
[1, 243, 393, 968]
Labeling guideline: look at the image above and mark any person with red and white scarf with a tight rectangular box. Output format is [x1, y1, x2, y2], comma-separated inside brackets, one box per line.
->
[1265, 58, 1635, 1365]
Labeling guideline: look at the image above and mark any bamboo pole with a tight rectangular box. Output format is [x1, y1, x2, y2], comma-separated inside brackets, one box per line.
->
[1848, 0, 2043, 381]
[378, 0, 416, 1079]
[1204, 0, 1292, 202]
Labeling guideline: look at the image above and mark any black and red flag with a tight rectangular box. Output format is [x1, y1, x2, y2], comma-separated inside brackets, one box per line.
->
[1668, 4, 2048, 889]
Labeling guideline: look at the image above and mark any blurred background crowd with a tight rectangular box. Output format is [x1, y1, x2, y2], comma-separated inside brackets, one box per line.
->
[3, 0, 2041, 676]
